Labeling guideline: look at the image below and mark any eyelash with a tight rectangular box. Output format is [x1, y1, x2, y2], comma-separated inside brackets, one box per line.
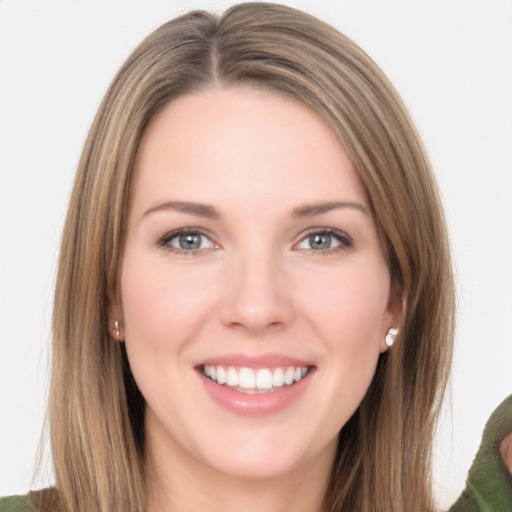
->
[157, 228, 216, 255]
[295, 228, 353, 255]
[157, 227, 353, 256]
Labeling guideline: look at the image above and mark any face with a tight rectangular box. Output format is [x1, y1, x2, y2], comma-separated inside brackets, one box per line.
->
[115, 86, 401, 481]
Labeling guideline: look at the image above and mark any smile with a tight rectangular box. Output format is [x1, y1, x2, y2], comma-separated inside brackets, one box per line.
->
[202, 365, 310, 393]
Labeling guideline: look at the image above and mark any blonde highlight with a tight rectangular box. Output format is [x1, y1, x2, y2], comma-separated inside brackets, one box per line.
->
[49, 4, 454, 512]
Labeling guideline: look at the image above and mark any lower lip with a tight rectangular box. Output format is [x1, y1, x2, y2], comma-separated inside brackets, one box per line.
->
[198, 371, 313, 417]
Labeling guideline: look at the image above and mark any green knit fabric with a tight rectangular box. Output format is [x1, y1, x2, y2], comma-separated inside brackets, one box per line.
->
[448, 395, 512, 512]
[0, 496, 26, 512]
[0, 489, 57, 512]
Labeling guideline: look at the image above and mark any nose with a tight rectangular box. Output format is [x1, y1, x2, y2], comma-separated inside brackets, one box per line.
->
[218, 250, 295, 335]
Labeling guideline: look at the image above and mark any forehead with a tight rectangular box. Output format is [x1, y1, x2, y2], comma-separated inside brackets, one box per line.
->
[131, 85, 369, 216]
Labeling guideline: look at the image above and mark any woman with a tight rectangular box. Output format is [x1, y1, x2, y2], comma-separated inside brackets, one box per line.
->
[1, 3, 510, 512]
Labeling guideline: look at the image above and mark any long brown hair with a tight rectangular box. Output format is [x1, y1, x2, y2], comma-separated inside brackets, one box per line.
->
[49, 3, 454, 511]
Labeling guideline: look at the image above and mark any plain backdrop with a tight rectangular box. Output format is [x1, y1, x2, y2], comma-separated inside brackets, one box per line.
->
[1, 1, 511, 509]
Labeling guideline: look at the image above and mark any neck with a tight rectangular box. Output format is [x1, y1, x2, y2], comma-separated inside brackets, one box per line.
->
[144, 427, 335, 512]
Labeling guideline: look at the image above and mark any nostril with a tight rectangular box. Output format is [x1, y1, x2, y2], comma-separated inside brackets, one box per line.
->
[218, 293, 295, 334]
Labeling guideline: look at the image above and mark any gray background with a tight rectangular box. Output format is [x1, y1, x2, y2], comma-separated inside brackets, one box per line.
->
[1, 1, 511, 508]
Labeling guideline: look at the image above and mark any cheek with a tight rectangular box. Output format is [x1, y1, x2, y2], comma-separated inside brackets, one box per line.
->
[119, 254, 220, 412]
[303, 261, 390, 343]
[298, 259, 390, 393]
[120, 255, 217, 350]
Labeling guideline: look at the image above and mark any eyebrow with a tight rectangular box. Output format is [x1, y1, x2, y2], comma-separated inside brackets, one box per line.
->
[141, 199, 369, 221]
[142, 200, 220, 220]
[291, 201, 369, 217]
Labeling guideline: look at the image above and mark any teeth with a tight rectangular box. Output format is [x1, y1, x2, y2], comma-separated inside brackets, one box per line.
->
[256, 369, 273, 390]
[226, 367, 239, 386]
[216, 366, 226, 385]
[202, 364, 310, 390]
[272, 367, 285, 387]
[239, 368, 256, 389]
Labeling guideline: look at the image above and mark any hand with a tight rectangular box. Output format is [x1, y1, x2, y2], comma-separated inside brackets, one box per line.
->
[500, 431, 512, 475]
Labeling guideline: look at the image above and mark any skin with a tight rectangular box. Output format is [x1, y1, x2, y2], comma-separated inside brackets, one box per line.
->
[501, 432, 512, 474]
[112, 86, 401, 512]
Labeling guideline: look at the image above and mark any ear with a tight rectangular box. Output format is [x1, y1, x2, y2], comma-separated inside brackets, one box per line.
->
[107, 298, 125, 342]
[379, 281, 403, 353]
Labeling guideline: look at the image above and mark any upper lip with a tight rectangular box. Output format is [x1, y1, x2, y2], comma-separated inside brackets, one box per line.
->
[195, 353, 314, 369]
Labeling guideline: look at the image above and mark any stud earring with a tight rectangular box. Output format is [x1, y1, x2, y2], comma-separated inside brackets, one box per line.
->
[385, 327, 398, 348]
[113, 320, 120, 341]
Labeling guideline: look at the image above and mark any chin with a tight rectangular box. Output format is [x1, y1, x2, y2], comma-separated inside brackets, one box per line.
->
[194, 427, 338, 482]
[205, 452, 307, 481]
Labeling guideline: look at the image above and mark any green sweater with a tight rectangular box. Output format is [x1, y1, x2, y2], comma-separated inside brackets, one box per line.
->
[2, 395, 511, 512]
[448, 395, 512, 511]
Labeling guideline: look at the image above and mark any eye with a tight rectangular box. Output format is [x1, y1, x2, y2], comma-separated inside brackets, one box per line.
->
[295, 229, 352, 253]
[159, 229, 215, 253]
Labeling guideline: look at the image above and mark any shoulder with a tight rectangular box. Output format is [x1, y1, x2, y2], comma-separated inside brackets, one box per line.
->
[0, 496, 28, 512]
[0, 489, 59, 512]
[448, 394, 512, 512]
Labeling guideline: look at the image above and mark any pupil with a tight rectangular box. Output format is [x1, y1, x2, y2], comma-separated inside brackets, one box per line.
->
[179, 234, 201, 250]
[310, 234, 331, 250]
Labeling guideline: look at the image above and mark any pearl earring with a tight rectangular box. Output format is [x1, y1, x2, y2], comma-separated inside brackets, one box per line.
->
[113, 320, 120, 341]
[385, 328, 398, 348]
